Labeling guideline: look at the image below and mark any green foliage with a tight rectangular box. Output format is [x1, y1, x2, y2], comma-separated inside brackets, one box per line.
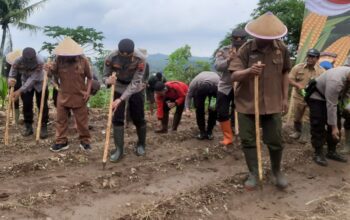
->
[164, 45, 211, 83]
[41, 26, 104, 56]
[88, 88, 110, 109]
[0, 75, 8, 107]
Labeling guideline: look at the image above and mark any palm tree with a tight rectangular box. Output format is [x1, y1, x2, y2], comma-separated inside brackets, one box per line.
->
[0, 0, 48, 59]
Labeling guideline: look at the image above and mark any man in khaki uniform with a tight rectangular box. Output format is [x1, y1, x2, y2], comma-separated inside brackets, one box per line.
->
[48, 37, 92, 152]
[289, 49, 325, 142]
[229, 12, 291, 190]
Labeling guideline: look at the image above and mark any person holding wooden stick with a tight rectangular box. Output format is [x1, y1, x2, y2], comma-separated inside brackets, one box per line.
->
[214, 28, 248, 146]
[47, 37, 92, 152]
[8, 47, 49, 139]
[229, 12, 291, 190]
[103, 39, 147, 162]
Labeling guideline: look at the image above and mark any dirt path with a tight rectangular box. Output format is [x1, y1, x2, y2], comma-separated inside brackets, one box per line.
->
[0, 109, 349, 220]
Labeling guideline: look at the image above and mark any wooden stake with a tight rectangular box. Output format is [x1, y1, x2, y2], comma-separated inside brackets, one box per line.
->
[35, 68, 49, 142]
[4, 87, 14, 146]
[233, 82, 239, 135]
[255, 61, 263, 183]
[11, 94, 15, 125]
[102, 72, 117, 169]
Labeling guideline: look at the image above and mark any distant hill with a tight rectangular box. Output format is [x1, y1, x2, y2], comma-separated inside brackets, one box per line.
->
[147, 53, 212, 73]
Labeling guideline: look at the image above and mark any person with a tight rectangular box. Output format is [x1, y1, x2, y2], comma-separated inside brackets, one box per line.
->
[184, 71, 219, 140]
[229, 12, 291, 190]
[8, 47, 49, 139]
[48, 37, 92, 152]
[4, 50, 22, 124]
[306, 64, 350, 166]
[146, 71, 167, 115]
[214, 28, 248, 146]
[288, 49, 325, 142]
[154, 80, 188, 133]
[104, 38, 147, 162]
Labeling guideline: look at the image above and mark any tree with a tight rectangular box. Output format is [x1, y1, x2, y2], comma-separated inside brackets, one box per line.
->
[0, 0, 48, 59]
[40, 26, 104, 56]
[164, 45, 211, 83]
[215, 0, 304, 56]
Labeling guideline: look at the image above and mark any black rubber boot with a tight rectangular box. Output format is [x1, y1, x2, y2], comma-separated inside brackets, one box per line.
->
[269, 149, 288, 189]
[313, 147, 328, 166]
[135, 125, 146, 156]
[155, 111, 168, 133]
[40, 125, 48, 139]
[172, 112, 182, 131]
[110, 126, 124, 162]
[242, 148, 258, 190]
[22, 123, 33, 137]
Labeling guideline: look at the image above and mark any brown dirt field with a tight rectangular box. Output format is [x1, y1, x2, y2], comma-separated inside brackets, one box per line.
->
[0, 107, 350, 220]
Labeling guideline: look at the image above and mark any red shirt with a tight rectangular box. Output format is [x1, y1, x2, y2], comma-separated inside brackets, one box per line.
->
[156, 81, 188, 119]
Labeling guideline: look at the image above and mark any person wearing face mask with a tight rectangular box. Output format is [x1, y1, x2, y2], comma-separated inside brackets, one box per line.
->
[104, 39, 147, 162]
[288, 49, 325, 143]
[8, 47, 49, 139]
[214, 28, 248, 147]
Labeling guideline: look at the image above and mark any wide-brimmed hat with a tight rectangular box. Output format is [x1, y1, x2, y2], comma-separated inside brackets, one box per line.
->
[245, 12, 288, 40]
[54, 37, 84, 56]
[6, 50, 22, 65]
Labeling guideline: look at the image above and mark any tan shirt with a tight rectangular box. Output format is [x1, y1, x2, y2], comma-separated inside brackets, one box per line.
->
[228, 39, 291, 115]
[289, 63, 325, 100]
[50, 56, 92, 108]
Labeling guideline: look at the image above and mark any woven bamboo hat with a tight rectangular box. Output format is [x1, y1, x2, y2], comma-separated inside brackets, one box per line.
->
[6, 49, 22, 65]
[245, 12, 288, 40]
[54, 37, 83, 56]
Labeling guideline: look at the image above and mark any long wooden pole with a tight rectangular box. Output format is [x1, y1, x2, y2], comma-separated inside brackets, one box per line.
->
[255, 62, 263, 183]
[4, 87, 14, 146]
[102, 72, 117, 169]
[233, 82, 239, 135]
[35, 68, 49, 142]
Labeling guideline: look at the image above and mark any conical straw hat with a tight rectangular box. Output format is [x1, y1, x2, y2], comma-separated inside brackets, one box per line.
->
[245, 12, 288, 40]
[54, 37, 84, 56]
[6, 49, 22, 65]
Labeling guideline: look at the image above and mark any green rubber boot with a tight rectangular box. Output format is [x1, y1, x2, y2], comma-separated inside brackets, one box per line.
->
[269, 149, 288, 189]
[110, 126, 124, 162]
[242, 148, 258, 190]
[135, 125, 146, 156]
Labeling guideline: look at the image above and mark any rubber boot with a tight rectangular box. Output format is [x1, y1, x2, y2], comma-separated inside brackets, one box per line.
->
[289, 121, 302, 139]
[242, 148, 258, 190]
[22, 123, 33, 136]
[299, 123, 310, 144]
[110, 126, 124, 162]
[15, 109, 20, 125]
[219, 120, 233, 145]
[155, 111, 168, 133]
[269, 149, 288, 189]
[135, 125, 146, 156]
[313, 147, 328, 166]
[40, 124, 48, 139]
[172, 112, 182, 131]
[340, 129, 350, 154]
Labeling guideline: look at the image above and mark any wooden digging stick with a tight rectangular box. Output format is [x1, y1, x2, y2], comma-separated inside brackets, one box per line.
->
[233, 82, 239, 135]
[255, 61, 263, 184]
[4, 87, 14, 146]
[11, 93, 15, 125]
[35, 67, 49, 142]
[103, 72, 117, 169]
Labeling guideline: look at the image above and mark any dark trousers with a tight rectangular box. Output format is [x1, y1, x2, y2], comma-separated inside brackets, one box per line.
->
[216, 90, 234, 125]
[21, 88, 49, 125]
[308, 99, 340, 153]
[193, 88, 217, 133]
[342, 111, 350, 130]
[14, 74, 22, 109]
[113, 91, 145, 127]
[162, 99, 184, 130]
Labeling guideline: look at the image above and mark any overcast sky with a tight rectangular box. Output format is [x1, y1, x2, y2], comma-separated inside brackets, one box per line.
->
[10, 0, 259, 57]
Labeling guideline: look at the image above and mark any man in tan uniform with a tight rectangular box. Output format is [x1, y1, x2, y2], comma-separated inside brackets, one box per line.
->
[289, 49, 325, 143]
[229, 12, 291, 190]
[48, 37, 92, 152]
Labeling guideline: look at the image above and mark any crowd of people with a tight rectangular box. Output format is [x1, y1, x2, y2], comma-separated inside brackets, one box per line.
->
[4, 12, 350, 190]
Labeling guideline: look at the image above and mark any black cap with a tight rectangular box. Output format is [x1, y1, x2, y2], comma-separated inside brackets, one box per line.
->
[307, 48, 320, 57]
[22, 47, 38, 69]
[154, 81, 165, 92]
[118, 39, 135, 54]
[156, 72, 163, 80]
[23, 47, 36, 59]
[231, 28, 248, 38]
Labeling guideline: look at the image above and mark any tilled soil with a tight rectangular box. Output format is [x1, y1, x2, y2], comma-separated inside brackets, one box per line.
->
[0, 108, 350, 220]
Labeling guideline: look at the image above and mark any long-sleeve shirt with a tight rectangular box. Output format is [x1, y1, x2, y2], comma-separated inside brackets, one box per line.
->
[9, 55, 45, 93]
[214, 45, 236, 95]
[103, 48, 146, 101]
[311, 66, 350, 126]
[184, 71, 219, 109]
[156, 81, 188, 119]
